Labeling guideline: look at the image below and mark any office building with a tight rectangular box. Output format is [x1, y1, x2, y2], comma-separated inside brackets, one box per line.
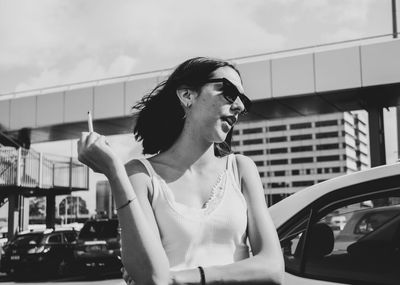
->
[232, 112, 369, 205]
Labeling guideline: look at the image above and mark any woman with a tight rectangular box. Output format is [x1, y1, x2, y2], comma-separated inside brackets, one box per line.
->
[78, 57, 284, 285]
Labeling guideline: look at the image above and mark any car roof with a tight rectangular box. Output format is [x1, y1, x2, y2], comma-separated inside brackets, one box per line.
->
[269, 162, 400, 228]
[17, 227, 77, 236]
[348, 204, 400, 219]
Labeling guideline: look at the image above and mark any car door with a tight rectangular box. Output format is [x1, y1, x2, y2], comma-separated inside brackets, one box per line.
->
[46, 233, 64, 257]
[279, 175, 400, 285]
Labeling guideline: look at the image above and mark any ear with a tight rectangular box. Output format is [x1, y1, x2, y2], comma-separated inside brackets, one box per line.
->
[176, 87, 195, 107]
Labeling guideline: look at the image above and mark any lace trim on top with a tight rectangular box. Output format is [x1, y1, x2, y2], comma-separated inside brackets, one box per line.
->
[201, 170, 227, 215]
[158, 170, 228, 216]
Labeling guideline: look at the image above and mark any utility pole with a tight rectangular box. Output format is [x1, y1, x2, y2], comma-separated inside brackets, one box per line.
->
[393, 0, 398, 38]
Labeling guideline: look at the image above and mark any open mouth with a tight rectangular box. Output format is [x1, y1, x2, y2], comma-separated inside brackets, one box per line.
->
[221, 115, 237, 127]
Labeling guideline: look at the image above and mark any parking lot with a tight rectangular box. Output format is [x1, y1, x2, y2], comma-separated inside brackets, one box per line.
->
[0, 270, 124, 285]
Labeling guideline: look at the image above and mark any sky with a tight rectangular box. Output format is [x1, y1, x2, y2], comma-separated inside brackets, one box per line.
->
[0, 0, 397, 94]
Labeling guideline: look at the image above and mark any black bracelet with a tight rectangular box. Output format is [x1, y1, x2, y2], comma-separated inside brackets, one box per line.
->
[198, 266, 206, 285]
[116, 197, 137, 211]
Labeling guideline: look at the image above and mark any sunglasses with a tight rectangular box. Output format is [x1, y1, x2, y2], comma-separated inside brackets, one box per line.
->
[205, 78, 251, 114]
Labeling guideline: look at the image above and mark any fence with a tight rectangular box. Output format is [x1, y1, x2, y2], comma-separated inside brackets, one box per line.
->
[0, 146, 88, 190]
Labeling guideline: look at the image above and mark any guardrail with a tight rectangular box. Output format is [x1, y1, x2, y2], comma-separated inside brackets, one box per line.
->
[0, 146, 88, 190]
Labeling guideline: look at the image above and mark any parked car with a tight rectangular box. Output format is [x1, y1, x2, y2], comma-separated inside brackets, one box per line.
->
[270, 162, 400, 285]
[0, 227, 78, 277]
[73, 219, 121, 271]
[334, 205, 400, 253]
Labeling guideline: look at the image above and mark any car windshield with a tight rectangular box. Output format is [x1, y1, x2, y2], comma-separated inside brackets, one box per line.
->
[12, 233, 43, 246]
[79, 220, 118, 239]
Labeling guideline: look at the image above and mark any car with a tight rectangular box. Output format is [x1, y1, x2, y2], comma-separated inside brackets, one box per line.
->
[334, 205, 400, 253]
[270, 162, 400, 285]
[0, 227, 78, 277]
[73, 219, 122, 271]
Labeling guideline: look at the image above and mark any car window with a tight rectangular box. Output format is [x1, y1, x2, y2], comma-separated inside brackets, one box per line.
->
[280, 213, 310, 274]
[303, 196, 400, 285]
[47, 234, 62, 244]
[12, 233, 43, 246]
[79, 220, 119, 239]
[64, 231, 77, 243]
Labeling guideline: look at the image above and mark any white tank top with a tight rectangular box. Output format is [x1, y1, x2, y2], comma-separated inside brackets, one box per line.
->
[139, 154, 250, 270]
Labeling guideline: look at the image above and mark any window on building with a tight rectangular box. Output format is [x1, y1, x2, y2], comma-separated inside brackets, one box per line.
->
[231, 141, 240, 146]
[268, 125, 286, 132]
[315, 120, 338, 127]
[292, 157, 314, 164]
[343, 142, 356, 150]
[292, 181, 314, 187]
[269, 159, 288, 165]
[269, 136, 287, 143]
[290, 134, 313, 141]
[291, 145, 313, 152]
[315, 132, 339, 139]
[243, 127, 263, 134]
[243, 138, 263, 145]
[292, 169, 300, 175]
[233, 130, 240, 135]
[316, 143, 339, 150]
[290, 122, 312, 130]
[243, 150, 264, 156]
[259, 172, 265, 177]
[317, 155, 340, 162]
[332, 167, 341, 173]
[342, 131, 356, 139]
[269, 147, 288, 154]
[274, 170, 286, 176]
[268, 182, 287, 188]
[356, 129, 367, 136]
[255, 161, 264, 166]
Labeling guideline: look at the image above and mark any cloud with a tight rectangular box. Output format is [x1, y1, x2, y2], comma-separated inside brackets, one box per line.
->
[1, 0, 288, 92]
[0, 0, 389, 93]
[15, 55, 137, 91]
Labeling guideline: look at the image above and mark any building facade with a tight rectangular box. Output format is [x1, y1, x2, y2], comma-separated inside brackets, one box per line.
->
[232, 112, 370, 205]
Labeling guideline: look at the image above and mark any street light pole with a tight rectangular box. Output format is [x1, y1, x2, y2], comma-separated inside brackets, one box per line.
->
[393, 0, 398, 38]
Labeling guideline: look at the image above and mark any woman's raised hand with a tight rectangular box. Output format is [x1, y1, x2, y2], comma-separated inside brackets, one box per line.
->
[77, 132, 121, 178]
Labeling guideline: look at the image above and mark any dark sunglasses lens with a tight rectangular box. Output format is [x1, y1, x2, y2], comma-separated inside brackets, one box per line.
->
[222, 81, 251, 114]
[222, 82, 238, 103]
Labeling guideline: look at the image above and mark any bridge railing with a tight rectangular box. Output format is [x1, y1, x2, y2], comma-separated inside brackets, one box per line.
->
[0, 146, 89, 190]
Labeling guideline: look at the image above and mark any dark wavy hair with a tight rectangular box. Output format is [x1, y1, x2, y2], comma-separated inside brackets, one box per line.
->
[132, 57, 241, 157]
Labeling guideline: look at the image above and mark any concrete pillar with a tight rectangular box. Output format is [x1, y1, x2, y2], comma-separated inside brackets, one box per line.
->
[18, 195, 29, 232]
[7, 193, 19, 239]
[367, 107, 386, 167]
[45, 194, 56, 228]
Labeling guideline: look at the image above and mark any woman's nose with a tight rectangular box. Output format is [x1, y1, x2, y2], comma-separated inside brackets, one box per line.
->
[231, 96, 245, 114]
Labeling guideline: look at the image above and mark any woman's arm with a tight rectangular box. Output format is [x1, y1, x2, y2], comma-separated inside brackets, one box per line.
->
[171, 154, 284, 285]
[78, 132, 169, 285]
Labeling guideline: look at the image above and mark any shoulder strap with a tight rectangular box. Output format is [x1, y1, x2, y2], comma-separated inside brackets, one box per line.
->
[137, 158, 157, 204]
[138, 158, 156, 177]
[228, 154, 240, 187]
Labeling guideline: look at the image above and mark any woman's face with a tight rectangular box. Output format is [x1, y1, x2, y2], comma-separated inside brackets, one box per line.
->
[188, 66, 246, 143]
